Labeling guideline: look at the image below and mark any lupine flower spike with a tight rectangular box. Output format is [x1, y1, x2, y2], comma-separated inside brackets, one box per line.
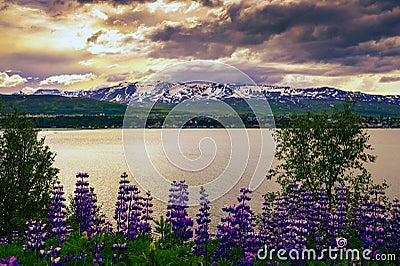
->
[114, 172, 131, 236]
[140, 191, 153, 234]
[166, 180, 193, 245]
[74, 172, 96, 236]
[23, 220, 47, 253]
[48, 181, 67, 243]
[193, 186, 211, 260]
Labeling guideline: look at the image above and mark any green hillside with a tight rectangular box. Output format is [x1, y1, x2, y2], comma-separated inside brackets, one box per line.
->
[268, 99, 400, 117]
[0, 94, 399, 128]
[146, 98, 400, 117]
[1, 94, 400, 117]
[0, 95, 126, 115]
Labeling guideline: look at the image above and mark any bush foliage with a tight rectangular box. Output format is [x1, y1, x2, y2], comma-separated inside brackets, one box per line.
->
[267, 101, 379, 205]
[0, 107, 58, 237]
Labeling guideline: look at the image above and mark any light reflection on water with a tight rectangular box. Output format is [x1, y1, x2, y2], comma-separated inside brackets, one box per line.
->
[40, 129, 400, 229]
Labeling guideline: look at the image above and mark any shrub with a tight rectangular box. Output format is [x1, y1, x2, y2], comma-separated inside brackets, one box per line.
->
[0, 107, 58, 237]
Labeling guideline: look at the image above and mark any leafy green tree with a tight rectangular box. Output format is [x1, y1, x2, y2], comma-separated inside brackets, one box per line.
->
[267, 101, 378, 205]
[0, 107, 59, 237]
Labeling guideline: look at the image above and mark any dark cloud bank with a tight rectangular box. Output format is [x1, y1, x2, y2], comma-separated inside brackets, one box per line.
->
[149, 0, 400, 76]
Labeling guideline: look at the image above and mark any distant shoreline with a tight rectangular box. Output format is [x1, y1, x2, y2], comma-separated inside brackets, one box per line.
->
[38, 127, 400, 131]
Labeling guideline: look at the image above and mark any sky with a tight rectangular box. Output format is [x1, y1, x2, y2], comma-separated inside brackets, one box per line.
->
[0, 0, 399, 95]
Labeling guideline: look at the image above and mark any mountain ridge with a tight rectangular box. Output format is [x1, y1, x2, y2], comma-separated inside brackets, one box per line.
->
[3, 85, 400, 127]
[10, 81, 400, 118]
[16, 82, 400, 106]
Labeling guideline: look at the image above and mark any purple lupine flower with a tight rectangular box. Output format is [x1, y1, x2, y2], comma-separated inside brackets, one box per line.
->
[87, 188, 100, 236]
[74, 172, 112, 239]
[114, 173, 151, 237]
[0, 256, 20, 266]
[193, 186, 211, 258]
[271, 194, 287, 251]
[258, 193, 275, 250]
[274, 184, 308, 265]
[350, 196, 364, 230]
[92, 253, 104, 265]
[329, 184, 347, 247]
[51, 256, 62, 266]
[112, 243, 127, 262]
[48, 181, 67, 243]
[237, 254, 255, 266]
[361, 189, 388, 260]
[287, 184, 307, 251]
[388, 198, 400, 263]
[53, 248, 62, 266]
[92, 216, 113, 237]
[114, 172, 131, 236]
[139, 191, 153, 235]
[214, 188, 256, 264]
[299, 188, 317, 237]
[43, 246, 62, 266]
[235, 188, 254, 242]
[74, 172, 96, 236]
[127, 185, 143, 240]
[236, 188, 258, 264]
[314, 188, 330, 252]
[69, 250, 85, 262]
[166, 180, 193, 245]
[23, 220, 47, 252]
[273, 184, 308, 255]
[88, 241, 104, 265]
[214, 204, 238, 261]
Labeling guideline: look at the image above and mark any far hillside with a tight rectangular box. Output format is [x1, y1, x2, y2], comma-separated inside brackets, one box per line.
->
[1, 94, 400, 128]
[0, 95, 126, 115]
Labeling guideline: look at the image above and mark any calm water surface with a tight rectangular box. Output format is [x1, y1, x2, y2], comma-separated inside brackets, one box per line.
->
[39, 129, 400, 227]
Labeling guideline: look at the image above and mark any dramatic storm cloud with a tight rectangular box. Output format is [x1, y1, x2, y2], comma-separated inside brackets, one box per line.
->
[0, 0, 399, 94]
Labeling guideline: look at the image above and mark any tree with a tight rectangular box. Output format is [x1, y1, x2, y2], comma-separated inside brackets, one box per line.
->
[267, 101, 378, 205]
[0, 107, 59, 237]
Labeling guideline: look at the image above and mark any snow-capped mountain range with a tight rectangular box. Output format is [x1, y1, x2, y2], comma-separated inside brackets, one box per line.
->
[16, 81, 400, 106]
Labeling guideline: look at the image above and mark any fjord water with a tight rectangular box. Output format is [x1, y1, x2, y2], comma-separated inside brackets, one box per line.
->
[40, 129, 400, 223]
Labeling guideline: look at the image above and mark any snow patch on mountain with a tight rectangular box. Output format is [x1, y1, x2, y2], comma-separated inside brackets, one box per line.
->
[16, 82, 400, 106]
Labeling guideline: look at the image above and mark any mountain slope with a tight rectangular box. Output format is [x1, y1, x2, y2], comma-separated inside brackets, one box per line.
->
[19, 82, 137, 104]
[14, 82, 400, 117]
[19, 82, 400, 104]
[0, 95, 126, 115]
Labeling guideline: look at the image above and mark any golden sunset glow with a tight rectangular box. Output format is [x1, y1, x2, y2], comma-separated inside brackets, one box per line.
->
[0, 0, 399, 94]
